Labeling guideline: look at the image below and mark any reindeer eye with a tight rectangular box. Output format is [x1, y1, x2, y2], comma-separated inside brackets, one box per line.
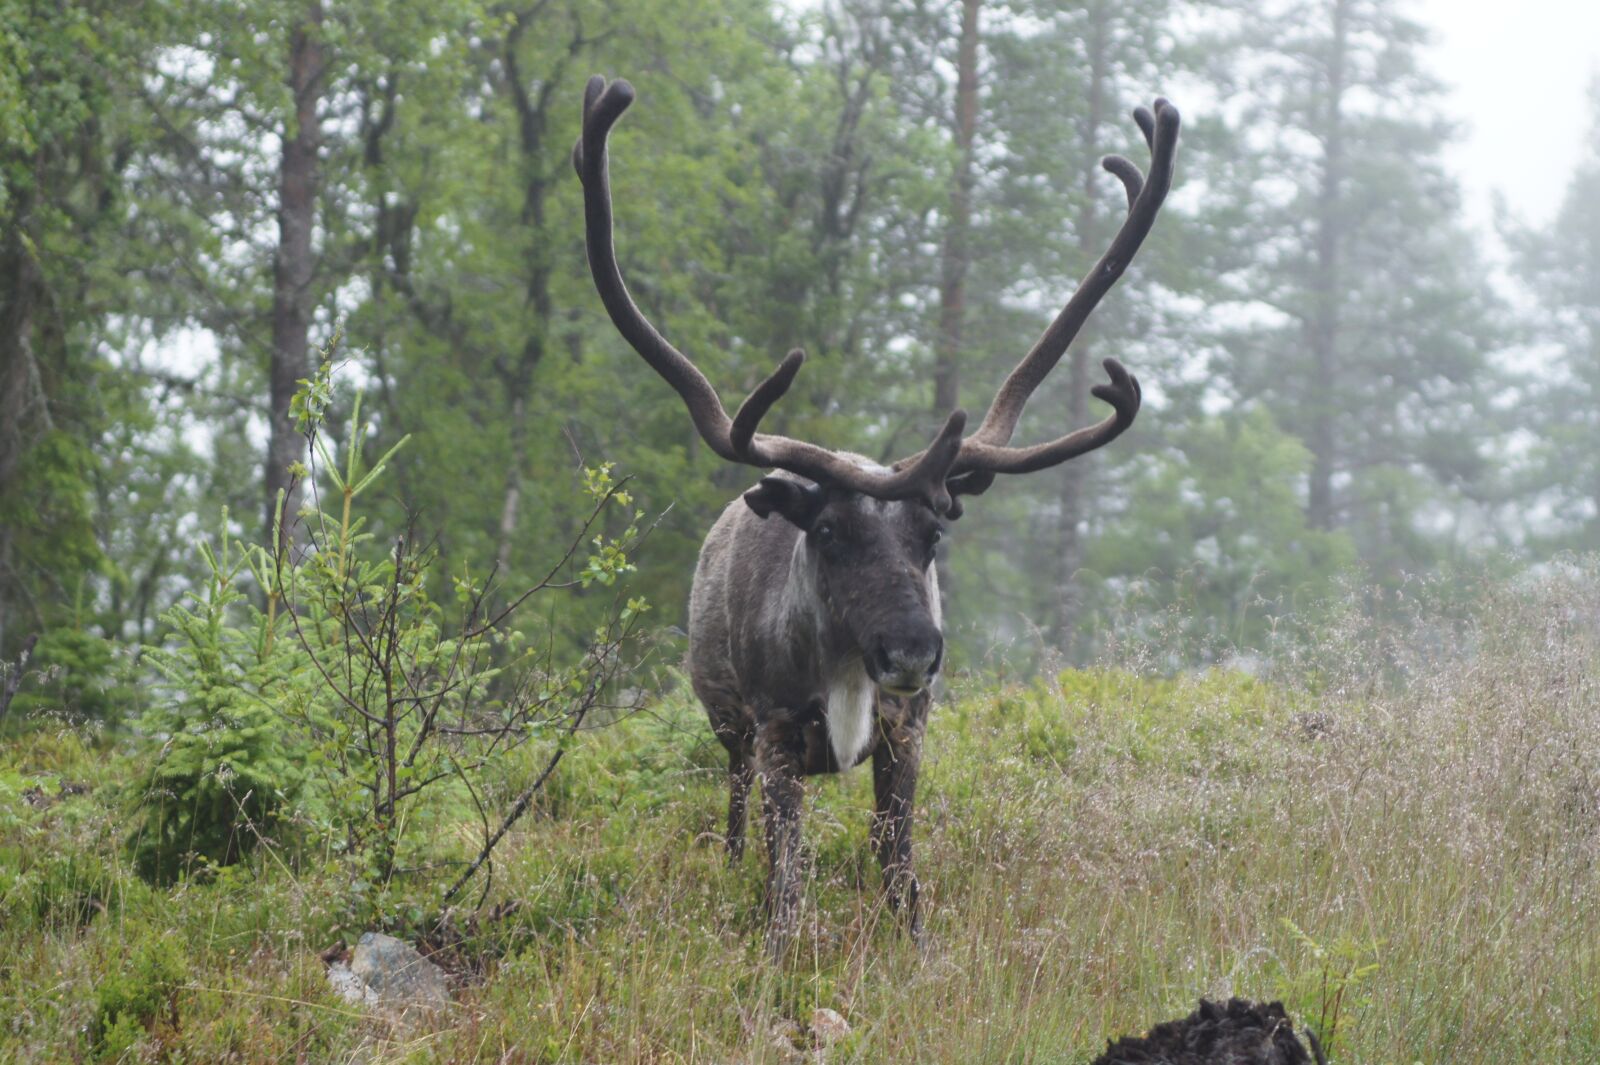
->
[814, 521, 836, 547]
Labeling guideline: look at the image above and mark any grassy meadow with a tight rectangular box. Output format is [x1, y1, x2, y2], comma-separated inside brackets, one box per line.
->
[6, 568, 1600, 1063]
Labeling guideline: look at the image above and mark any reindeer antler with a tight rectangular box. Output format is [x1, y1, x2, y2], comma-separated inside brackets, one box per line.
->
[911, 98, 1179, 506]
[574, 75, 967, 514]
[575, 77, 1178, 517]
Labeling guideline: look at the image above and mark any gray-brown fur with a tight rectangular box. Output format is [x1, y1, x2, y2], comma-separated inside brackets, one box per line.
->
[690, 467, 943, 953]
[573, 75, 1179, 956]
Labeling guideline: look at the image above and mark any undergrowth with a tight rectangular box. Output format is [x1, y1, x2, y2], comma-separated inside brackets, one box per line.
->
[5, 562, 1600, 1061]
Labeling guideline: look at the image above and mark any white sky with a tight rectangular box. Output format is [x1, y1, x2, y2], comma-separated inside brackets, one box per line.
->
[1413, 0, 1600, 230]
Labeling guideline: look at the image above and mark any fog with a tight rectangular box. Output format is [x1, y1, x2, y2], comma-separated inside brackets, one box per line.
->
[6, 0, 1600, 673]
[1418, 0, 1600, 228]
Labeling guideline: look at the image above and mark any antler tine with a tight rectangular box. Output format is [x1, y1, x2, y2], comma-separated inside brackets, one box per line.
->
[1102, 155, 1144, 209]
[576, 76, 971, 511]
[730, 349, 805, 456]
[965, 97, 1177, 451]
[896, 408, 967, 515]
[954, 357, 1141, 477]
[915, 98, 1176, 501]
[575, 76, 745, 463]
[1133, 103, 1157, 149]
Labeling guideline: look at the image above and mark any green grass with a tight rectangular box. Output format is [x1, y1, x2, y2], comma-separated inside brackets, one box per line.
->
[7, 575, 1600, 1062]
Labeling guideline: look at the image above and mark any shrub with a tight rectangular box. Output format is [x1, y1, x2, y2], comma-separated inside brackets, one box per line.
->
[7, 849, 122, 929]
[89, 929, 188, 1059]
[1271, 919, 1381, 1057]
[127, 521, 307, 884]
[6, 626, 136, 727]
[123, 355, 653, 920]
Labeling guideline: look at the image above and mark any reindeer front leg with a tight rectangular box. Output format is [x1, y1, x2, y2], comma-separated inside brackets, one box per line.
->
[756, 715, 807, 960]
[871, 691, 929, 940]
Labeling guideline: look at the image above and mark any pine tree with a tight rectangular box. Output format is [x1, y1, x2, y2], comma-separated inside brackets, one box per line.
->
[0, 1, 169, 655]
[1217, 0, 1502, 579]
[1510, 79, 1600, 552]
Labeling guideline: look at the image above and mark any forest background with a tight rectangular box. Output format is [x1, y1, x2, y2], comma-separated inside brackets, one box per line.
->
[4, 0, 1600, 713]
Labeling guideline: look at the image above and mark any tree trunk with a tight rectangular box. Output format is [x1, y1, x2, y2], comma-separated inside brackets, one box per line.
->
[0, 231, 47, 489]
[497, 395, 530, 573]
[0, 185, 49, 650]
[1306, 0, 1348, 531]
[933, 0, 980, 417]
[494, 11, 563, 573]
[932, 0, 980, 619]
[1052, 0, 1110, 654]
[266, 3, 325, 551]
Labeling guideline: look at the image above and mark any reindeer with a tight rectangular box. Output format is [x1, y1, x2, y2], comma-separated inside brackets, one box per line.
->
[573, 75, 1178, 956]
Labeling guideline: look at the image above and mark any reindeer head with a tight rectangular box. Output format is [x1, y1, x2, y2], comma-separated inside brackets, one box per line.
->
[745, 469, 947, 693]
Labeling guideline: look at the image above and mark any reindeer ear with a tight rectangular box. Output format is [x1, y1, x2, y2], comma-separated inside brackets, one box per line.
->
[742, 476, 826, 529]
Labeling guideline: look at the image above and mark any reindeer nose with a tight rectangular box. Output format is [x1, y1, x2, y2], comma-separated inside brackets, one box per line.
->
[870, 631, 944, 693]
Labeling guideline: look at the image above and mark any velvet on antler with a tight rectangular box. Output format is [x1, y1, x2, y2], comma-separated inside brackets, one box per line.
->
[909, 97, 1179, 500]
[573, 76, 1179, 517]
[573, 75, 967, 515]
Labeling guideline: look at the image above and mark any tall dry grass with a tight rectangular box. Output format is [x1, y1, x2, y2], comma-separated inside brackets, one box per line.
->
[6, 562, 1600, 1062]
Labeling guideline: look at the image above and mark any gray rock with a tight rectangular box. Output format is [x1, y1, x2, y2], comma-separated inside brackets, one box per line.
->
[325, 961, 378, 1006]
[766, 1019, 806, 1065]
[809, 1008, 851, 1046]
[344, 932, 450, 1010]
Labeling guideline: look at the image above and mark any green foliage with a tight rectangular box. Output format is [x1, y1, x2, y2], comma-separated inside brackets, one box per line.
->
[4, 847, 120, 929]
[7, 0, 1600, 1058]
[532, 676, 719, 821]
[6, 625, 135, 726]
[579, 464, 641, 588]
[1210, 0, 1505, 584]
[0, 0, 180, 659]
[88, 928, 188, 1059]
[2, 0, 1543, 683]
[127, 696, 304, 886]
[128, 515, 306, 884]
[0, 0, 1576, 701]
[1508, 79, 1600, 553]
[115, 362, 651, 923]
[936, 668, 1298, 808]
[1273, 919, 1383, 1058]
[6, 566, 1600, 1060]
[1084, 408, 1357, 659]
[0, 432, 106, 656]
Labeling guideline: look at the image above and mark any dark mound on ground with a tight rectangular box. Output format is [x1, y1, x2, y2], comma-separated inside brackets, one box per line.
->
[1090, 998, 1323, 1065]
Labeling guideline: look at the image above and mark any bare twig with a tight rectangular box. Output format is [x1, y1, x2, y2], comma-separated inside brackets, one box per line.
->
[440, 704, 583, 906]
